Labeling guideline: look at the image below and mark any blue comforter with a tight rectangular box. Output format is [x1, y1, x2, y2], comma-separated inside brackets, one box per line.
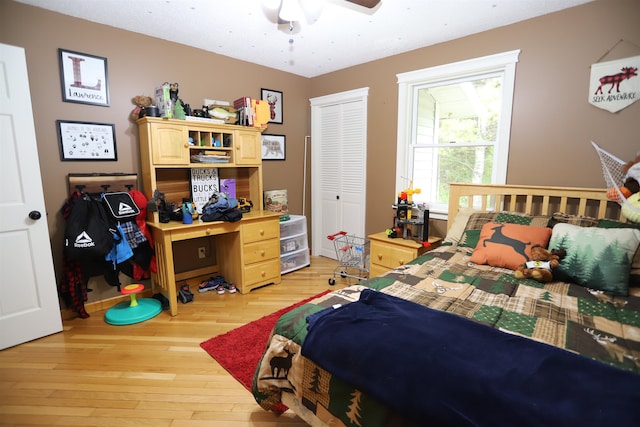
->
[302, 289, 640, 427]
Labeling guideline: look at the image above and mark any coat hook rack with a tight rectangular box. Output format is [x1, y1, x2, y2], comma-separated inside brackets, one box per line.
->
[68, 173, 138, 197]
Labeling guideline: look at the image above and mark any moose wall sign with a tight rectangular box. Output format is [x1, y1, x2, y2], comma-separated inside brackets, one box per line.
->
[589, 55, 640, 113]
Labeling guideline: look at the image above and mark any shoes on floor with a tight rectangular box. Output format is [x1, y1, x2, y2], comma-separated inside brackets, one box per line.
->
[216, 279, 237, 294]
[178, 283, 194, 304]
[152, 292, 170, 310]
[199, 276, 225, 293]
[223, 282, 237, 294]
[199, 276, 236, 294]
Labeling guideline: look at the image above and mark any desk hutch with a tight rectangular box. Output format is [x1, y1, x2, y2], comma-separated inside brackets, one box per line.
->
[137, 117, 281, 316]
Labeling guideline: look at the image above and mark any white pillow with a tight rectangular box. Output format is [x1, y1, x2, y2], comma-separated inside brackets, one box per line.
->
[444, 207, 478, 245]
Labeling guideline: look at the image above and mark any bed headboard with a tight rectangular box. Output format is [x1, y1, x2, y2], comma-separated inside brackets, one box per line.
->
[448, 183, 626, 231]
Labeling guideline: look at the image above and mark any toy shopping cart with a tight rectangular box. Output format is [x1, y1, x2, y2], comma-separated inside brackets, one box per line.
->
[327, 231, 370, 285]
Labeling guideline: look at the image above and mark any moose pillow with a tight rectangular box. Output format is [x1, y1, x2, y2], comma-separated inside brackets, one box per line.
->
[469, 222, 553, 270]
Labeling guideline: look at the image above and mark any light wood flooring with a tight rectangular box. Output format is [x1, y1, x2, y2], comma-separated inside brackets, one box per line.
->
[0, 256, 349, 427]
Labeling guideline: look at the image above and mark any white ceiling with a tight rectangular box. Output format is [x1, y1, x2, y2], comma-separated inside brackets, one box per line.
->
[15, 0, 594, 78]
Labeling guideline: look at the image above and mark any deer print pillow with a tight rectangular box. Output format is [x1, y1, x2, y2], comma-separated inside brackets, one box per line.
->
[469, 222, 553, 270]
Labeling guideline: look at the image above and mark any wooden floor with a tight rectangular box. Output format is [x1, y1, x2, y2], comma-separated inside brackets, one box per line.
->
[0, 256, 349, 427]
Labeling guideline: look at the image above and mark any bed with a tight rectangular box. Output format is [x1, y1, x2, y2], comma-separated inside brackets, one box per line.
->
[252, 183, 640, 427]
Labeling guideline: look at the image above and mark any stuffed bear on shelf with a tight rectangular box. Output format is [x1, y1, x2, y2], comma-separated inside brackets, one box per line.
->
[130, 95, 154, 121]
[514, 245, 566, 283]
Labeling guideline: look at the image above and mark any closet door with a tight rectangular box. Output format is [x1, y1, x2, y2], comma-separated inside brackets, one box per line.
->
[311, 88, 368, 259]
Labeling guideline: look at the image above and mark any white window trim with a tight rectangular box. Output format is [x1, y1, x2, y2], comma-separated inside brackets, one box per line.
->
[395, 50, 520, 220]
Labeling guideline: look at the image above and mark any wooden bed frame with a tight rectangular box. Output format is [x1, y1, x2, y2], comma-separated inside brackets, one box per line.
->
[448, 183, 626, 230]
[283, 183, 629, 424]
[275, 183, 630, 426]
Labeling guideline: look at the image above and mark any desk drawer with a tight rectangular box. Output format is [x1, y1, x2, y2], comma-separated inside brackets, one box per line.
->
[243, 238, 279, 264]
[243, 259, 280, 286]
[243, 219, 279, 243]
[370, 241, 417, 269]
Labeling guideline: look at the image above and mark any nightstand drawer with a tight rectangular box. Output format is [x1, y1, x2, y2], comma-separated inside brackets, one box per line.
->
[371, 241, 417, 269]
[370, 263, 391, 278]
[243, 238, 279, 264]
[243, 219, 279, 243]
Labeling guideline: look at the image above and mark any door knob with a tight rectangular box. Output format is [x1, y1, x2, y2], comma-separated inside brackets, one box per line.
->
[336, 195, 340, 200]
[29, 210, 42, 220]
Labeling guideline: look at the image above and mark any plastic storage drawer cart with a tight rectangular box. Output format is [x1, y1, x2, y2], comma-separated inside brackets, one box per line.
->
[279, 215, 310, 274]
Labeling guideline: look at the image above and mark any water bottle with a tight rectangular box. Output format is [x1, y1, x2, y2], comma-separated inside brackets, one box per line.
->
[182, 198, 193, 224]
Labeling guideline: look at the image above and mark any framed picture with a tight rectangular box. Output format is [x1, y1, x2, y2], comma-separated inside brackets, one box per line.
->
[58, 48, 110, 106]
[57, 120, 117, 161]
[261, 88, 283, 124]
[261, 134, 286, 160]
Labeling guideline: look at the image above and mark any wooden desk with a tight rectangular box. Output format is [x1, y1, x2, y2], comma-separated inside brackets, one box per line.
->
[149, 211, 281, 316]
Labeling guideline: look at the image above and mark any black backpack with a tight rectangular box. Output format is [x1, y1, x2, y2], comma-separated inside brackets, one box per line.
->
[64, 195, 115, 260]
[102, 192, 140, 221]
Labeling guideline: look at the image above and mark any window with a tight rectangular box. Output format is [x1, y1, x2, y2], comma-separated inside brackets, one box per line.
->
[396, 50, 520, 219]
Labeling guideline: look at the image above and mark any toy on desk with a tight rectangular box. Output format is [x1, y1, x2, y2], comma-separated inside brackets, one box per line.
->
[238, 198, 253, 213]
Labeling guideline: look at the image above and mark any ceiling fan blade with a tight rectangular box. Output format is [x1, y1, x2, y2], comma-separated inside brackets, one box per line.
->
[345, 0, 381, 8]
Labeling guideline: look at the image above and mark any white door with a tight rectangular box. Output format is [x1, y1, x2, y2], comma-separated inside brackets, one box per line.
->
[0, 43, 62, 350]
[311, 88, 368, 259]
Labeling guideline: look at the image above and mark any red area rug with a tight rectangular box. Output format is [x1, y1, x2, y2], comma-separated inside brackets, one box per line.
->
[200, 290, 331, 412]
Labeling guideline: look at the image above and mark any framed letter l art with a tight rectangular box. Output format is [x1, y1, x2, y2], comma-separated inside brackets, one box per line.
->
[59, 49, 110, 107]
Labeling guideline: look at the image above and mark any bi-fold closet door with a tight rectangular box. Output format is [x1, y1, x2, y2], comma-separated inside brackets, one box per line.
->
[310, 87, 369, 259]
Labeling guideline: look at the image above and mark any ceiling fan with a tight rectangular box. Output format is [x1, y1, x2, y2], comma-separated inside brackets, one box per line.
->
[264, 0, 381, 41]
[268, 0, 382, 25]
[344, 0, 381, 8]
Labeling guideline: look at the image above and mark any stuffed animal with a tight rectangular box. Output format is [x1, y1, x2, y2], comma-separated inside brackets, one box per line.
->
[130, 95, 153, 121]
[621, 192, 640, 223]
[514, 245, 566, 283]
[607, 150, 640, 201]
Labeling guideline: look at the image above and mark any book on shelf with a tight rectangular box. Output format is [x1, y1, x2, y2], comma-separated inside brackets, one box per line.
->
[264, 189, 289, 221]
[233, 96, 253, 126]
[221, 178, 236, 199]
[191, 168, 220, 214]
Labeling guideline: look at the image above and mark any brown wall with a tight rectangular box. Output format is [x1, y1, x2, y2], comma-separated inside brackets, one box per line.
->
[310, 0, 640, 237]
[0, 0, 311, 301]
[1, 0, 639, 300]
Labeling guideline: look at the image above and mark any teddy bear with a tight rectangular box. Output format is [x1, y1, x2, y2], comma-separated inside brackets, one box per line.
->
[130, 95, 153, 121]
[607, 150, 640, 201]
[514, 245, 566, 283]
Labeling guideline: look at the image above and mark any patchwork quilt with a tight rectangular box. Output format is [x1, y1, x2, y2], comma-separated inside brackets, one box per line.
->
[252, 244, 640, 427]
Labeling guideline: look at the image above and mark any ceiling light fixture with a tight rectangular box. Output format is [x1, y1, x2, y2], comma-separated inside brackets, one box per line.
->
[279, 0, 304, 22]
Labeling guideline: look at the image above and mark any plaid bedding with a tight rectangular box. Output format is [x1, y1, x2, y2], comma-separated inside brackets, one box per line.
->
[253, 244, 640, 426]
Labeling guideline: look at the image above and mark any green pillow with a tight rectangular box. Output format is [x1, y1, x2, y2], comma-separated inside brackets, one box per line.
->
[550, 212, 599, 228]
[457, 211, 550, 248]
[549, 223, 640, 295]
[459, 229, 482, 248]
[458, 212, 497, 248]
[597, 218, 640, 230]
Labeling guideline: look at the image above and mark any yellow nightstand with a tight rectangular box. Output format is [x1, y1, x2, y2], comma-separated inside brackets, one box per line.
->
[368, 232, 442, 278]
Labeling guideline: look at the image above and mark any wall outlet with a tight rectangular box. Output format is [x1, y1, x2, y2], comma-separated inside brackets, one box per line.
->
[198, 247, 206, 259]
